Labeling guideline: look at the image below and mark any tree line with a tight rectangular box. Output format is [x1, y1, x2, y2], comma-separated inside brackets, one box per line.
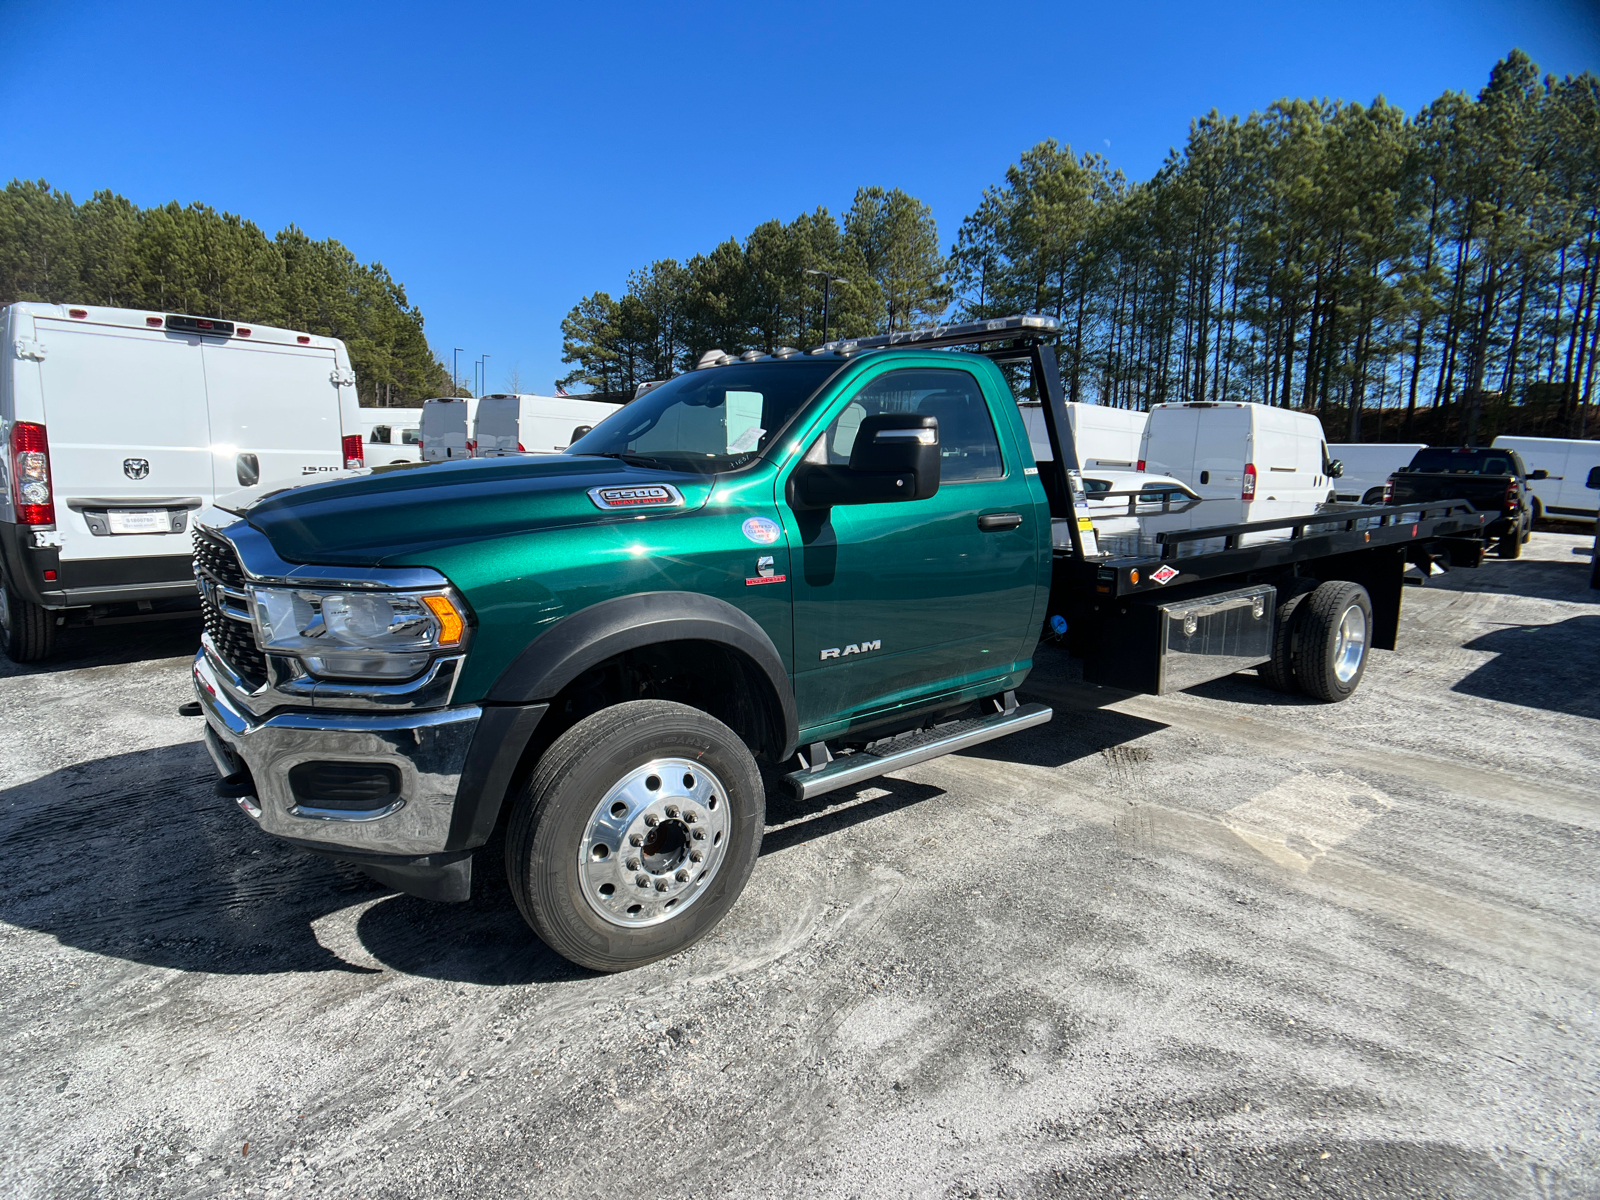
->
[0, 181, 454, 406]
[563, 51, 1600, 442]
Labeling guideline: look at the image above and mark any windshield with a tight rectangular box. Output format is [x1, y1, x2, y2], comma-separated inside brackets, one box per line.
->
[1407, 448, 1519, 475]
[567, 360, 844, 474]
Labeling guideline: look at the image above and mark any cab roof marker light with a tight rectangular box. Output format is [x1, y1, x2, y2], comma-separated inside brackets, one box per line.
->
[68, 308, 87, 318]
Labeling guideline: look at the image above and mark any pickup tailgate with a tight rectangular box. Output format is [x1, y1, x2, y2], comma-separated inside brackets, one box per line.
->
[1388, 471, 1513, 512]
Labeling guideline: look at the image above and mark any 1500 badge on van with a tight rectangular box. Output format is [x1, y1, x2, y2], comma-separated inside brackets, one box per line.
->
[302, 465, 343, 475]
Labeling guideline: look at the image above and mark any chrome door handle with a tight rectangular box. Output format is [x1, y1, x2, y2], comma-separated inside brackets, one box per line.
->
[977, 512, 1022, 532]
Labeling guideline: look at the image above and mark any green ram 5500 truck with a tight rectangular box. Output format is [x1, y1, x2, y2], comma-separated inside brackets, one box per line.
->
[190, 316, 1488, 971]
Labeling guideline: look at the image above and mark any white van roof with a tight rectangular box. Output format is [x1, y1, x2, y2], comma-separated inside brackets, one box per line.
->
[6, 302, 350, 356]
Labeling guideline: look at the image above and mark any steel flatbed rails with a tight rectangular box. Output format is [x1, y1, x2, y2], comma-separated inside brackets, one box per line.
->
[828, 316, 1491, 701]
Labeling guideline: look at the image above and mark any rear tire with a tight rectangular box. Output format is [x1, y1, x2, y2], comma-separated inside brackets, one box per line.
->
[1, 576, 55, 663]
[505, 700, 765, 972]
[1257, 580, 1316, 693]
[1292, 581, 1372, 703]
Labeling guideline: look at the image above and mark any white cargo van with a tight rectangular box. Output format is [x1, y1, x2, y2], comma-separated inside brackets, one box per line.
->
[1491, 435, 1600, 522]
[1, 302, 362, 661]
[1139, 401, 1339, 522]
[1327, 442, 1427, 504]
[473, 394, 525, 456]
[419, 397, 473, 461]
[1020, 401, 1147, 470]
[360, 408, 422, 464]
[473, 393, 626, 455]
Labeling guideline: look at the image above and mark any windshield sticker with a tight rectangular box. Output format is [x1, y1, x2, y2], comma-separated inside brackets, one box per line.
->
[741, 517, 782, 545]
[587, 484, 685, 511]
[727, 424, 766, 453]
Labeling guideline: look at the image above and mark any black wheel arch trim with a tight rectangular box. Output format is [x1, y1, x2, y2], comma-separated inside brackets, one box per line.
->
[486, 590, 799, 761]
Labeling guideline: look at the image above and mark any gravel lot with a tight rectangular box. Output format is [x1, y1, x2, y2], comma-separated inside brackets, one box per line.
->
[1, 530, 1597, 1199]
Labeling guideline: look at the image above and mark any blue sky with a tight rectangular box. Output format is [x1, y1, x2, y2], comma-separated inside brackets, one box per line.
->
[3, 0, 1598, 395]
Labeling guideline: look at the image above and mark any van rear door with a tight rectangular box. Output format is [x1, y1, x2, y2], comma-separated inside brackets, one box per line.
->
[1190, 406, 1250, 499]
[33, 317, 213, 563]
[474, 396, 521, 455]
[201, 338, 343, 490]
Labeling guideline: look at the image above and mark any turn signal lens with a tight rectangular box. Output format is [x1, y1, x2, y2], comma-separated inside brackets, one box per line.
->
[422, 594, 465, 646]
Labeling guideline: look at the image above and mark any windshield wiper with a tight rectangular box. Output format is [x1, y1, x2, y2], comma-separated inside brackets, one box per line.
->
[585, 452, 681, 471]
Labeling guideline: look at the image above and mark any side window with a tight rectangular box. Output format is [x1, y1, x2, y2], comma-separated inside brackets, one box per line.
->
[370, 425, 391, 444]
[813, 368, 1003, 483]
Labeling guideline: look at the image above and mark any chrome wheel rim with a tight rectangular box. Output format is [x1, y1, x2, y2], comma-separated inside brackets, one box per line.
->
[578, 757, 731, 929]
[1333, 604, 1367, 684]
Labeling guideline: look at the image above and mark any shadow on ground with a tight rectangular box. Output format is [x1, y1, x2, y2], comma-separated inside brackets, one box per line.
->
[1454, 614, 1600, 720]
[1423, 556, 1599, 604]
[0, 612, 203, 679]
[0, 741, 587, 986]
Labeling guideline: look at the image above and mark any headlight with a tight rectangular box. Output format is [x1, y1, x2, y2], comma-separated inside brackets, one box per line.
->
[248, 586, 468, 680]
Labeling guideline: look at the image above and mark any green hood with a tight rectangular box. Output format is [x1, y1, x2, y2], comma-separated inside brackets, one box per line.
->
[240, 455, 714, 566]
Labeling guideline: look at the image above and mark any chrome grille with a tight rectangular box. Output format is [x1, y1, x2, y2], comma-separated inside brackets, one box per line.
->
[193, 527, 268, 688]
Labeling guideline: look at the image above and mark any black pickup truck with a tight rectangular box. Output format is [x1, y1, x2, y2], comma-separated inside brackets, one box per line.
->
[1387, 446, 1542, 559]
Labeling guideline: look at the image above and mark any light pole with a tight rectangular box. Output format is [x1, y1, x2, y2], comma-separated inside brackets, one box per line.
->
[482, 353, 490, 395]
[804, 269, 849, 345]
[452, 347, 465, 396]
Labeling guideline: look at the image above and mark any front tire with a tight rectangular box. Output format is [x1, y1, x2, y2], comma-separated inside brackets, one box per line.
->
[1, 576, 55, 663]
[1292, 581, 1372, 703]
[505, 700, 765, 972]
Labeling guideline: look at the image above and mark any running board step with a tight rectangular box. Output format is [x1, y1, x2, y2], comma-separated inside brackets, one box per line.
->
[780, 702, 1053, 802]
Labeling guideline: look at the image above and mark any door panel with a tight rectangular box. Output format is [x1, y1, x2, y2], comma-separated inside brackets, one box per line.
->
[201, 341, 342, 490]
[781, 366, 1038, 734]
[34, 320, 213, 562]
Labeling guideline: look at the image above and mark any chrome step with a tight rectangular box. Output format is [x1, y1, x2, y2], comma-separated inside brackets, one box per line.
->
[780, 702, 1053, 801]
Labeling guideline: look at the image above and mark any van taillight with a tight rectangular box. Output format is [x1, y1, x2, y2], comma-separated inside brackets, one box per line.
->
[342, 434, 364, 469]
[10, 422, 54, 525]
[1242, 463, 1257, 501]
[1136, 459, 1146, 472]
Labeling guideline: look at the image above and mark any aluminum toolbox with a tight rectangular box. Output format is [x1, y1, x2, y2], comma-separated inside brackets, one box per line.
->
[1156, 584, 1275, 693]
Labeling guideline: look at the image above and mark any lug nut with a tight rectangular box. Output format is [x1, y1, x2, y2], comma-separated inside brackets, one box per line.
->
[665, 804, 681, 818]
[629, 833, 643, 846]
[693, 828, 706, 840]
[683, 811, 696, 823]
[645, 814, 660, 827]
[636, 873, 649, 887]
[655, 879, 669, 892]
[690, 849, 704, 863]
[626, 857, 640, 871]
[675, 869, 690, 882]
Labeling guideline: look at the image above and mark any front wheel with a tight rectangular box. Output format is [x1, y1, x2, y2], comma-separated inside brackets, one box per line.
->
[1292, 581, 1373, 703]
[1, 576, 55, 663]
[505, 700, 765, 972]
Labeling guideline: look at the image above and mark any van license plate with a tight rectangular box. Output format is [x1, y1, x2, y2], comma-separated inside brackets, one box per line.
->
[108, 509, 167, 534]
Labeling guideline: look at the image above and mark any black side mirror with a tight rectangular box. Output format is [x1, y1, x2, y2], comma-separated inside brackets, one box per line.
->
[572, 425, 592, 442]
[1328, 459, 1344, 479]
[1530, 468, 1548, 481]
[795, 413, 941, 509]
[1586, 466, 1600, 490]
[236, 453, 259, 487]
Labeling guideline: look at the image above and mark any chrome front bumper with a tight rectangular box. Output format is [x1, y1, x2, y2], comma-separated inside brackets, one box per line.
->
[193, 645, 480, 857]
